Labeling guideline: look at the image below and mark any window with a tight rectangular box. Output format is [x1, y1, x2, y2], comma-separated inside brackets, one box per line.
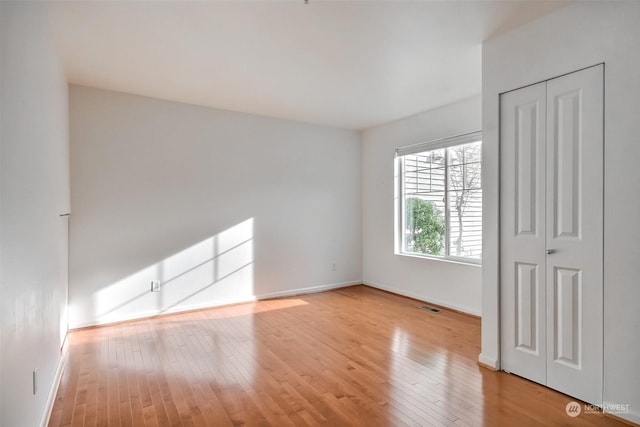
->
[395, 131, 482, 263]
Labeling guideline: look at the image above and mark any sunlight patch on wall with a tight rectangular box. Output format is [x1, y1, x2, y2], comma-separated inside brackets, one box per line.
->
[85, 218, 255, 325]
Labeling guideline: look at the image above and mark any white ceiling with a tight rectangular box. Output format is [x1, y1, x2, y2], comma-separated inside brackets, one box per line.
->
[47, 1, 567, 130]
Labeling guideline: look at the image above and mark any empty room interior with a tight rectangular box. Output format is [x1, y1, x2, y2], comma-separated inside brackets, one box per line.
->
[1, 0, 640, 426]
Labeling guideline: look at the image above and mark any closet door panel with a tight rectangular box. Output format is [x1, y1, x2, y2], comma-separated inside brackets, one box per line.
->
[500, 82, 547, 385]
[546, 64, 603, 405]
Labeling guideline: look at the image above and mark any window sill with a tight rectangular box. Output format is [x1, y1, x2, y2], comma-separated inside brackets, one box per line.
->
[395, 251, 482, 267]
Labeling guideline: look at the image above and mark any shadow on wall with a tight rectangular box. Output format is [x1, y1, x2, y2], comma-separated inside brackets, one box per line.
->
[76, 218, 255, 326]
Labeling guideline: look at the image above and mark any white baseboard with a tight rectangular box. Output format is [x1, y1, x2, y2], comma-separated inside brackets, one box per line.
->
[618, 411, 640, 425]
[40, 337, 69, 427]
[363, 280, 481, 317]
[602, 402, 640, 425]
[478, 353, 499, 370]
[69, 280, 360, 329]
[254, 280, 359, 300]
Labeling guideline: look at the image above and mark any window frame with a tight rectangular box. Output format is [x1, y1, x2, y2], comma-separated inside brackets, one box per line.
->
[395, 131, 483, 265]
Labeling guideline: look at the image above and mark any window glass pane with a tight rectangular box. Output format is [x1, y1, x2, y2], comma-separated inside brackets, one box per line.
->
[403, 151, 445, 196]
[448, 145, 464, 166]
[405, 195, 445, 256]
[403, 151, 446, 256]
[426, 149, 445, 168]
[446, 141, 483, 259]
[465, 161, 482, 189]
[447, 189, 482, 259]
[464, 141, 482, 163]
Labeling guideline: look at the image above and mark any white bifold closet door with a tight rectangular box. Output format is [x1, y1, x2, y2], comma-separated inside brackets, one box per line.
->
[500, 65, 603, 405]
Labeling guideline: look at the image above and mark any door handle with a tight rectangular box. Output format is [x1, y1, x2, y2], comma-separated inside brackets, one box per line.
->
[546, 249, 555, 255]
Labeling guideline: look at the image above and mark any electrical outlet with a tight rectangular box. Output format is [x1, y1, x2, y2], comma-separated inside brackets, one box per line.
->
[33, 368, 38, 395]
[332, 263, 337, 272]
[151, 280, 160, 292]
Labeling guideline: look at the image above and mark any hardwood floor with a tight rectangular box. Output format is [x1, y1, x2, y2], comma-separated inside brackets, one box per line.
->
[49, 285, 628, 426]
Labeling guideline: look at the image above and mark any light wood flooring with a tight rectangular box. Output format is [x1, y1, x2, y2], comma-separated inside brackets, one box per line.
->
[49, 285, 629, 426]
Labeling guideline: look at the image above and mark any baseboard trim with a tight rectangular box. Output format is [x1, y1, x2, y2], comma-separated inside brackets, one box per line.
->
[255, 281, 359, 300]
[477, 360, 498, 371]
[363, 280, 481, 317]
[478, 353, 499, 370]
[70, 280, 360, 330]
[40, 336, 69, 427]
[603, 407, 640, 426]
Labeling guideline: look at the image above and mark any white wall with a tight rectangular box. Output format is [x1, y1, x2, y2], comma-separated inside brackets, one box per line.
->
[69, 86, 362, 328]
[481, 2, 640, 422]
[0, 2, 70, 427]
[362, 96, 482, 315]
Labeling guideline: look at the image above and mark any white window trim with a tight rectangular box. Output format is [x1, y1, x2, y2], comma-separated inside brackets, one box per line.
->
[395, 130, 482, 265]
